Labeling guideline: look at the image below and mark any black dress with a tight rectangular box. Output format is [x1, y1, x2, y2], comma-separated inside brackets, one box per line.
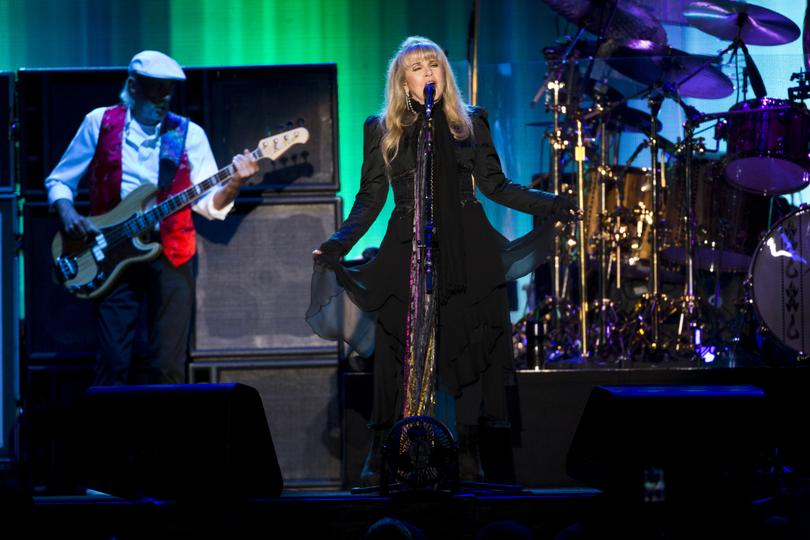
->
[307, 104, 568, 430]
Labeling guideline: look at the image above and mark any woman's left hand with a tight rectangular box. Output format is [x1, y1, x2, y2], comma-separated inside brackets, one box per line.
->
[552, 194, 582, 223]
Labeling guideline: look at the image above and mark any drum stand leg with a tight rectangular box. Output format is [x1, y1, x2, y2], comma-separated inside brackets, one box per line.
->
[591, 117, 626, 363]
[644, 92, 668, 361]
[675, 120, 706, 362]
[575, 118, 589, 359]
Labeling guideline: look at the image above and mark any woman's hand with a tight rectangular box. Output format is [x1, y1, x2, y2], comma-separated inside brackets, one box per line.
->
[312, 249, 323, 261]
[552, 194, 582, 223]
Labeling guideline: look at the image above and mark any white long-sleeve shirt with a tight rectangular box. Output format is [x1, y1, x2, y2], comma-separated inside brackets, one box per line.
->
[45, 106, 233, 220]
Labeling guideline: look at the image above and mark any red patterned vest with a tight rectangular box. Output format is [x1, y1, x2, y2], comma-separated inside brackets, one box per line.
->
[87, 105, 196, 267]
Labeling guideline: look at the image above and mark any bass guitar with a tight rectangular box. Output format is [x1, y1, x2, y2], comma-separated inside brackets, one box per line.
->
[52, 127, 309, 299]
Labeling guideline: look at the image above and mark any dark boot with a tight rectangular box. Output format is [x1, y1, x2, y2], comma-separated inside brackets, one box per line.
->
[359, 428, 386, 487]
[457, 424, 484, 482]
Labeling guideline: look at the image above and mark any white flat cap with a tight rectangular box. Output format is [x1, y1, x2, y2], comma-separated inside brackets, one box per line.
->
[128, 50, 186, 81]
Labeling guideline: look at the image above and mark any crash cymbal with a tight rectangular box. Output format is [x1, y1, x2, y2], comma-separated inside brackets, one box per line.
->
[602, 39, 733, 99]
[604, 105, 662, 133]
[543, 0, 667, 43]
[685, 0, 800, 46]
[543, 38, 601, 60]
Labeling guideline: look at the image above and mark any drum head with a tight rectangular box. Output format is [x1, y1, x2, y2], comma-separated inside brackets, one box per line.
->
[726, 157, 810, 195]
[751, 208, 810, 355]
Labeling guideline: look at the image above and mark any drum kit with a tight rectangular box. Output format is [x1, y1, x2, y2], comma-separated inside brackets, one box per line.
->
[516, 0, 810, 367]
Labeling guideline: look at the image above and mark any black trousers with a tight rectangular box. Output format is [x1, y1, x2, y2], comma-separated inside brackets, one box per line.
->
[93, 254, 194, 385]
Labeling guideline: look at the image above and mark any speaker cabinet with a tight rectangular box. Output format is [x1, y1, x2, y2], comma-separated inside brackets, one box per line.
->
[23, 201, 97, 360]
[0, 72, 13, 191]
[0, 194, 18, 460]
[190, 356, 341, 488]
[566, 385, 771, 504]
[17, 68, 128, 196]
[66, 382, 283, 500]
[192, 196, 341, 356]
[187, 64, 339, 194]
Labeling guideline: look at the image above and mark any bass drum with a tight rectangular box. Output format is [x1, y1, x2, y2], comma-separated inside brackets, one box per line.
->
[750, 207, 810, 355]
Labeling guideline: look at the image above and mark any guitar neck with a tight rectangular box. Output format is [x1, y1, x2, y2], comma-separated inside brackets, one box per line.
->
[136, 148, 262, 232]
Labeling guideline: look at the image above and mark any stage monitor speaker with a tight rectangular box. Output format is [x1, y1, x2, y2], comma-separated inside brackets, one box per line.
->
[66, 383, 283, 500]
[23, 201, 97, 360]
[186, 64, 339, 193]
[190, 356, 341, 487]
[0, 72, 13, 191]
[566, 385, 771, 505]
[0, 195, 18, 460]
[192, 196, 341, 356]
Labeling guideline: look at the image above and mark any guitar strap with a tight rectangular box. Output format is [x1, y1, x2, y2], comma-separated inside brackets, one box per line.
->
[158, 113, 189, 190]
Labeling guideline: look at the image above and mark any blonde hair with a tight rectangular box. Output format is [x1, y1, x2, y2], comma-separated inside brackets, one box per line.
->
[380, 36, 473, 172]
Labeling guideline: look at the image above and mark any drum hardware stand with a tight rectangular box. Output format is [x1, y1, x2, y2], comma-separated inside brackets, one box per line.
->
[643, 90, 666, 359]
[591, 96, 626, 362]
[547, 79, 567, 304]
[788, 71, 810, 102]
[531, 27, 586, 108]
[675, 108, 751, 361]
[538, 76, 581, 364]
[673, 117, 703, 360]
[726, 32, 768, 99]
[575, 116, 589, 359]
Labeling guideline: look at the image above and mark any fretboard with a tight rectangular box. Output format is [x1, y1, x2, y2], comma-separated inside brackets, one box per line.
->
[125, 148, 262, 236]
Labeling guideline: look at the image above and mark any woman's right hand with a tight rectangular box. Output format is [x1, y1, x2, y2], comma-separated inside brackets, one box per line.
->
[312, 249, 323, 261]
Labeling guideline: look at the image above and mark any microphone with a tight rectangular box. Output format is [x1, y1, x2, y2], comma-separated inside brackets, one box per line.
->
[424, 83, 436, 117]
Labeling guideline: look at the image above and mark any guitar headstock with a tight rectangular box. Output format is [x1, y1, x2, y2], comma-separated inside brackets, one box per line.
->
[257, 127, 310, 161]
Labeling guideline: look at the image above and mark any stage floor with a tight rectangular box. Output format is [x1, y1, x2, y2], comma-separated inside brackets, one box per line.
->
[23, 480, 810, 540]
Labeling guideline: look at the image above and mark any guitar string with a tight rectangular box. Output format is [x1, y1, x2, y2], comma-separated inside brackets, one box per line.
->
[94, 147, 264, 249]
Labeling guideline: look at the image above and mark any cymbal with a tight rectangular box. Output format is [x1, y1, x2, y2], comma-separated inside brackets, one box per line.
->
[543, 38, 601, 60]
[603, 39, 733, 99]
[543, 0, 667, 43]
[684, 0, 800, 46]
[605, 105, 662, 133]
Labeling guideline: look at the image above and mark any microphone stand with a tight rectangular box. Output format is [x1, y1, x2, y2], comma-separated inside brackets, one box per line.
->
[423, 92, 435, 295]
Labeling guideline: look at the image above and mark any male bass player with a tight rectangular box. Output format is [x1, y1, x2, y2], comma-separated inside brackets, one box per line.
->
[45, 50, 259, 385]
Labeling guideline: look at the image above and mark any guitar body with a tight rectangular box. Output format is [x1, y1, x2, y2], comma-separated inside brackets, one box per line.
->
[51, 184, 163, 299]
